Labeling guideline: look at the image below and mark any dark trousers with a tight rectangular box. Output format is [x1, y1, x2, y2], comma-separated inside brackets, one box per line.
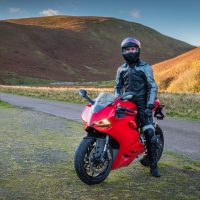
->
[133, 99, 154, 131]
[133, 99, 158, 166]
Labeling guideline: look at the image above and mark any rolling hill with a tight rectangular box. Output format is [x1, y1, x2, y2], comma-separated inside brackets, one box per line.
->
[0, 15, 195, 84]
[153, 47, 200, 93]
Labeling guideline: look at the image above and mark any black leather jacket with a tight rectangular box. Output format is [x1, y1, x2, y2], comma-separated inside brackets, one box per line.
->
[114, 60, 158, 106]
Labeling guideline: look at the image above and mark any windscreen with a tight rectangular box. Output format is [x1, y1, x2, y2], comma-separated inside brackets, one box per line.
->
[91, 92, 115, 113]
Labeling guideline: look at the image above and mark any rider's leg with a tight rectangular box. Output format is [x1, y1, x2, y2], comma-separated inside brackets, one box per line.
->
[136, 105, 161, 177]
[143, 127, 161, 177]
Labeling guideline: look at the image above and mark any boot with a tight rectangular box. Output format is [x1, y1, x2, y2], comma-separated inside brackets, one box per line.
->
[149, 136, 161, 177]
[150, 162, 160, 177]
[144, 129, 161, 177]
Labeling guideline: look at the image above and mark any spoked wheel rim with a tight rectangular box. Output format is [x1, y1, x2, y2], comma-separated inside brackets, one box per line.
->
[83, 140, 109, 177]
[155, 135, 164, 161]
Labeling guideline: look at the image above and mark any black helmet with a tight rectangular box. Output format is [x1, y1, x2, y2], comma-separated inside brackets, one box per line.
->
[121, 37, 141, 64]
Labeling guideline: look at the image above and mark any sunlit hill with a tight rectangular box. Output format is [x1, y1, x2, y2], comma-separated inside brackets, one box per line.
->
[153, 47, 200, 93]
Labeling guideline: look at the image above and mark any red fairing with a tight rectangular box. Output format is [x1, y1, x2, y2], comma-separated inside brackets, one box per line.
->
[81, 99, 145, 170]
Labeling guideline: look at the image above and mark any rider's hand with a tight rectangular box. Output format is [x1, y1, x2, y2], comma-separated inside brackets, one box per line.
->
[145, 104, 155, 117]
[147, 104, 155, 110]
[145, 108, 152, 117]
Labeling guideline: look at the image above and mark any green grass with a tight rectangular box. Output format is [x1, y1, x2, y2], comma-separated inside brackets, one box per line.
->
[158, 92, 200, 121]
[0, 106, 199, 200]
[6, 76, 55, 86]
[0, 100, 12, 108]
[91, 80, 115, 87]
[0, 71, 56, 85]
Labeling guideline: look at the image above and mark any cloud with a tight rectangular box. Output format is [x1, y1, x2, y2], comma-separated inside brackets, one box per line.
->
[40, 9, 61, 16]
[9, 7, 22, 14]
[130, 9, 141, 18]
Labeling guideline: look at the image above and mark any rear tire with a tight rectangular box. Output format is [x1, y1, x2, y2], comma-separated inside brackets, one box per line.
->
[140, 124, 164, 167]
[74, 138, 113, 185]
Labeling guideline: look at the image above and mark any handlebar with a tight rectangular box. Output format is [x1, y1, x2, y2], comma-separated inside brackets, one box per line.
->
[116, 106, 137, 114]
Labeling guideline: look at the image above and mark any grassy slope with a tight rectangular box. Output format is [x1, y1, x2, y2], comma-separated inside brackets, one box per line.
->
[0, 106, 199, 200]
[153, 47, 200, 93]
[0, 72, 56, 86]
[0, 15, 194, 84]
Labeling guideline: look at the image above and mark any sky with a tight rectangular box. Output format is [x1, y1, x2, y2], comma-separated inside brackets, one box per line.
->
[0, 0, 199, 46]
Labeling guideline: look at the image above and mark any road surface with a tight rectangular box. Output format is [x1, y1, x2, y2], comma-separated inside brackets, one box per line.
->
[1, 92, 200, 160]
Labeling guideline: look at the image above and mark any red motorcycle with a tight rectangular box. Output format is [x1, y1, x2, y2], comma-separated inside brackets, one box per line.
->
[74, 89, 165, 185]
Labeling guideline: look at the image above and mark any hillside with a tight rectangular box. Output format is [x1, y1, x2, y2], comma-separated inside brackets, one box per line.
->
[0, 15, 195, 84]
[153, 47, 200, 93]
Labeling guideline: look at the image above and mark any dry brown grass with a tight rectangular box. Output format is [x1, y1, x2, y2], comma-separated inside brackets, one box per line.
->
[153, 47, 200, 93]
[4, 15, 110, 31]
[0, 85, 112, 92]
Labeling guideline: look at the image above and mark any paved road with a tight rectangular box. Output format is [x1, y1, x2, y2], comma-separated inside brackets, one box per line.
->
[1, 92, 200, 160]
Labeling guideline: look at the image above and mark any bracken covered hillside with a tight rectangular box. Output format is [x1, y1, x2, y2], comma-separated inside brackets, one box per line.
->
[0, 15, 194, 84]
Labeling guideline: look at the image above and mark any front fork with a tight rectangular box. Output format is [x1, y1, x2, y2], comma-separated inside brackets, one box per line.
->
[96, 135, 112, 161]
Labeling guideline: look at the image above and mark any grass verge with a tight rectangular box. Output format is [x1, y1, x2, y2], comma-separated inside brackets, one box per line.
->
[0, 106, 200, 200]
[0, 100, 12, 108]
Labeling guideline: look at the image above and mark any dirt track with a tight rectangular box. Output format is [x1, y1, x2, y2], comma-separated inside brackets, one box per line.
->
[1, 92, 200, 160]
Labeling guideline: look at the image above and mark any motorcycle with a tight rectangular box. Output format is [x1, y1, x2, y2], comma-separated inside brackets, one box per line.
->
[74, 89, 165, 185]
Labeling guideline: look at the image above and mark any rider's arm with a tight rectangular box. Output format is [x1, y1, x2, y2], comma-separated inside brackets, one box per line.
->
[114, 67, 124, 97]
[144, 64, 158, 107]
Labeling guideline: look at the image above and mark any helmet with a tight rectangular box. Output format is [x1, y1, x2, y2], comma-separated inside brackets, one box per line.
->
[121, 37, 141, 50]
[121, 37, 141, 63]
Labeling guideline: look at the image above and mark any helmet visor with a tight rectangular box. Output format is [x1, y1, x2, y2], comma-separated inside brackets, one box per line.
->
[122, 46, 139, 54]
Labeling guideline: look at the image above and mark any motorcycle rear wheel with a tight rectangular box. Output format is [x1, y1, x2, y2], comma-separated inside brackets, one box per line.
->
[74, 137, 113, 185]
[140, 124, 164, 166]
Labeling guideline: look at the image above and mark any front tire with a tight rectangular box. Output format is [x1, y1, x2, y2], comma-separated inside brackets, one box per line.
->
[140, 125, 164, 167]
[74, 138, 113, 185]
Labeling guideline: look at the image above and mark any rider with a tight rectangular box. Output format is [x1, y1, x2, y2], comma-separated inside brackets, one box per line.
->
[114, 37, 160, 177]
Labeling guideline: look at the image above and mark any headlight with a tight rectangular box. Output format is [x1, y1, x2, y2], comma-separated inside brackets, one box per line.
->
[93, 119, 111, 127]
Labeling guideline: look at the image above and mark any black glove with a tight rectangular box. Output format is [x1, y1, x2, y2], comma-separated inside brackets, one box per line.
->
[147, 104, 155, 109]
[145, 108, 152, 117]
[145, 104, 155, 117]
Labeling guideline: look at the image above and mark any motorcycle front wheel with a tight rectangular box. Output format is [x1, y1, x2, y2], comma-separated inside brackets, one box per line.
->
[74, 137, 113, 185]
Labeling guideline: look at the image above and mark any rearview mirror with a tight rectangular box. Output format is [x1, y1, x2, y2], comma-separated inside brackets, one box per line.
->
[79, 89, 87, 97]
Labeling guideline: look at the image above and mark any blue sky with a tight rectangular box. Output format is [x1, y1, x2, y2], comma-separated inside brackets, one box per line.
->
[0, 0, 199, 46]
